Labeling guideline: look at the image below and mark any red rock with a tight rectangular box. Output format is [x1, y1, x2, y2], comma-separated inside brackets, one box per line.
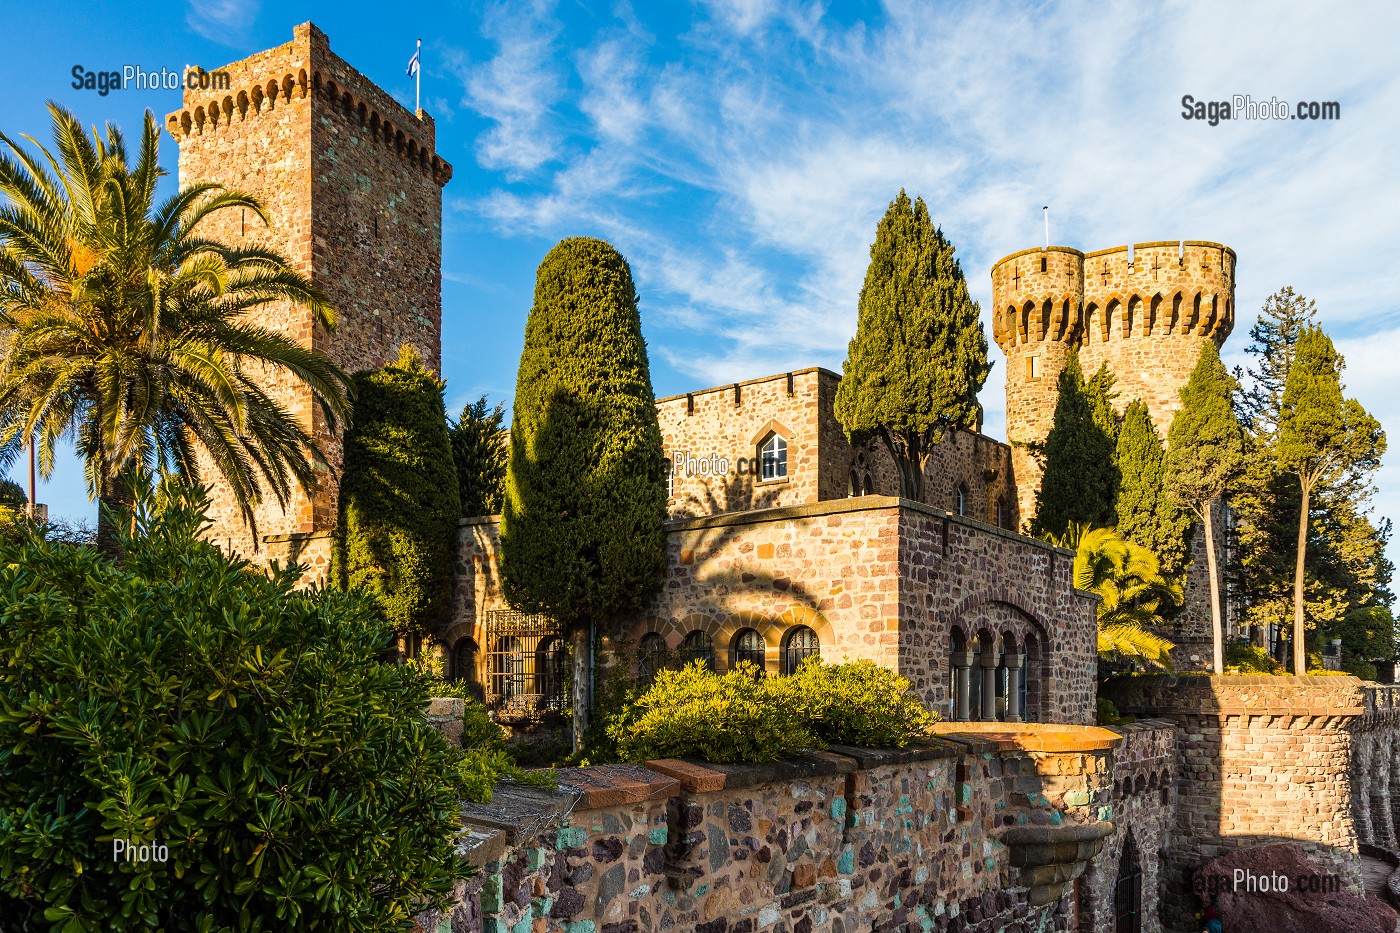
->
[1194, 842, 1396, 933]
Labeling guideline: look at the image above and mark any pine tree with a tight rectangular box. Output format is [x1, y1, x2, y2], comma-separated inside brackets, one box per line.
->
[1030, 350, 1118, 539]
[834, 190, 990, 502]
[501, 237, 667, 751]
[1276, 327, 1386, 673]
[451, 395, 508, 517]
[1237, 287, 1318, 435]
[1165, 341, 1246, 673]
[1114, 399, 1193, 579]
[332, 346, 461, 638]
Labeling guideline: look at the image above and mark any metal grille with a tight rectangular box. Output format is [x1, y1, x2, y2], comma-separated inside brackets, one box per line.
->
[638, 633, 667, 682]
[680, 630, 715, 670]
[1114, 837, 1142, 933]
[484, 611, 566, 720]
[782, 625, 820, 675]
[731, 628, 765, 672]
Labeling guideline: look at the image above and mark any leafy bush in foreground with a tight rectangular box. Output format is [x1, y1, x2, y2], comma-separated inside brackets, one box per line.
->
[0, 486, 472, 931]
[609, 659, 935, 764]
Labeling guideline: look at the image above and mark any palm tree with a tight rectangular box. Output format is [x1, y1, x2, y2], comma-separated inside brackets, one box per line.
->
[1048, 523, 1181, 669]
[0, 103, 350, 552]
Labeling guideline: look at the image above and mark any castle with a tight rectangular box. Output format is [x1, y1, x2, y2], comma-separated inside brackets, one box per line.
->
[169, 24, 1398, 933]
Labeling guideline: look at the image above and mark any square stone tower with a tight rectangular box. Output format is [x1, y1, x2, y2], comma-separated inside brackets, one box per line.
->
[164, 22, 452, 572]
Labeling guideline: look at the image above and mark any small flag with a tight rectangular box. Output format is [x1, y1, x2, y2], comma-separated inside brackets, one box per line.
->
[406, 46, 420, 78]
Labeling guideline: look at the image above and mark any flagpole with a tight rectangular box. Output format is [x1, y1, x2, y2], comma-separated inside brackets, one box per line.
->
[415, 38, 421, 112]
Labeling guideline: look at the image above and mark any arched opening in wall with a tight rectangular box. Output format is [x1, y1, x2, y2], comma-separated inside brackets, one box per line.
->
[1057, 299, 1072, 341]
[452, 637, 479, 687]
[1114, 833, 1143, 933]
[1105, 299, 1121, 340]
[533, 636, 567, 711]
[1084, 304, 1099, 345]
[637, 632, 667, 683]
[1024, 631, 1043, 722]
[1004, 306, 1017, 344]
[955, 483, 968, 516]
[1021, 301, 1035, 342]
[680, 630, 715, 671]
[1127, 296, 1142, 337]
[948, 627, 967, 720]
[782, 625, 820, 675]
[862, 473, 874, 495]
[848, 468, 861, 497]
[1199, 294, 1218, 335]
[731, 627, 766, 673]
[1149, 294, 1162, 335]
[1169, 292, 1182, 334]
[1039, 299, 1053, 340]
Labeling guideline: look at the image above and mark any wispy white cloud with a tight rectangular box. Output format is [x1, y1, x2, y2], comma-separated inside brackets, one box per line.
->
[186, 0, 258, 46]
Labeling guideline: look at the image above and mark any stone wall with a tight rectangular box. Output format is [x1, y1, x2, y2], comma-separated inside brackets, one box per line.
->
[445, 497, 1098, 726]
[1101, 675, 1369, 930]
[414, 724, 1131, 933]
[166, 22, 449, 565]
[657, 370, 1015, 530]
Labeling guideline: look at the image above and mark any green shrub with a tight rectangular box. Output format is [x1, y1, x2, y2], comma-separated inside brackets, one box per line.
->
[779, 658, 935, 747]
[333, 345, 461, 637]
[611, 662, 818, 763]
[1224, 641, 1283, 674]
[607, 659, 937, 764]
[0, 485, 473, 931]
[1097, 697, 1135, 725]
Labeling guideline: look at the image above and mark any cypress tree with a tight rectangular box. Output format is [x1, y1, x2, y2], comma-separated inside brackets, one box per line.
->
[332, 345, 461, 639]
[834, 190, 990, 502]
[1115, 399, 1193, 580]
[1165, 341, 1246, 673]
[501, 237, 667, 751]
[1276, 327, 1385, 673]
[1030, 350, 1118, 539]
[451, 395, 508, 517]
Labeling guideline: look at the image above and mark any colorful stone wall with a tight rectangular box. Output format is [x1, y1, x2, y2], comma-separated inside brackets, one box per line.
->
[413, 724, 1136, 933]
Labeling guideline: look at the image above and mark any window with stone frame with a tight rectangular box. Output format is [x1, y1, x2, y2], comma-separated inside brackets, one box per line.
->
[483, 611, 566, 721]
[759, 433, 787, 480]
[679, 630, 715, 670]
[781, 625, 820, 674]
[730, 628, 766, 672]
[955, 483, 968, 516]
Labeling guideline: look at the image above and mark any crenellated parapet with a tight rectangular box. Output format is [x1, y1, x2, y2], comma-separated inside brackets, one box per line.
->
[164, 23, 452, 188]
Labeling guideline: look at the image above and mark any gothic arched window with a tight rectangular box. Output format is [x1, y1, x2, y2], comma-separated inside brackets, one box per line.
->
[782, 625, 820, 675]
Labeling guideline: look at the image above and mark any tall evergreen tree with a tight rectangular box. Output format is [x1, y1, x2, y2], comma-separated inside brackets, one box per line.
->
[1165, 341, 1246, 673]
[1115, 399, 1193, 580]
[1237, 286, 1318, 435]
[450, 395, 508, 517]
[1276, 327, 1385, 673]
[834, 190, 990, 502]
[1030, 350, 1118, 539]
[501, 238, 666, 751]
[332, 346, 461, 639]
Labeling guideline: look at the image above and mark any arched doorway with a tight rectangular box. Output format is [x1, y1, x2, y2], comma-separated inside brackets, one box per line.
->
[1114, 834, 1142, 933]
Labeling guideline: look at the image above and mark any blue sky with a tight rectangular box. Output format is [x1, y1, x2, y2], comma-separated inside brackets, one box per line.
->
[2, 0, 1398, 575]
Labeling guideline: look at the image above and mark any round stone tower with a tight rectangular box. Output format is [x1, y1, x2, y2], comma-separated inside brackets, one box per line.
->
[992, 240, 1236, 526]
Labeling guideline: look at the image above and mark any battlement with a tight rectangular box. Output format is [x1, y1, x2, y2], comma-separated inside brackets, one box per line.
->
[164, 22, 451, 187]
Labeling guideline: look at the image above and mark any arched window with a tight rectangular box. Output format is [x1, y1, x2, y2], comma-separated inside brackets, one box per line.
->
[638, 632, 667, 682]
[452, 637, 478, 683]
[760, 434, 787, 480]
[782, 625, 820, 675]
[848, 469, 861, 497]
[955, 484, 968, 516]
[1115, 834, 1143, 933]
[534, 637, 567, 710]
[862, 473, 874, 496]
[731, 628, 765, 672]
[491, 636, 525, 698]
[680, 630, 715, 671]
[995, 496, 1009, 529]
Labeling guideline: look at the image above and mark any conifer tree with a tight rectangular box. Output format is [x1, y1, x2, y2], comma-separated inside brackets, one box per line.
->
[1165, 342, 1246, 673]
[501, 238, 667, 750]
[1030, 350, 1118, 539]
[1276, 327, 1386, 673]
[1115, 399, 1193, 579]
[332, 346, 461, 638]
[451, 395, 508, 517]
[834, 190, 989, 502]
